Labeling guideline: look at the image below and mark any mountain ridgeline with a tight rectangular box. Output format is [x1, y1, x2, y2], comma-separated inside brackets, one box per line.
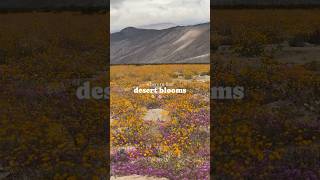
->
[0, 0, 107, 10]
[212, 0, 320, 7]
[110, 23, 210, 64]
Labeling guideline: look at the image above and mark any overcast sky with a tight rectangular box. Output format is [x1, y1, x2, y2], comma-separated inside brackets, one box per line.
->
[111, 0, 210, 32]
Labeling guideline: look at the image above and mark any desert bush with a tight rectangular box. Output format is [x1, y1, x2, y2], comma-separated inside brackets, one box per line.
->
[233, 30, 268, 57]
[0, 49, 7, 64]
[211, 33, 223, 52]
[307, 29, 320, 45]
[200, 71, 210, 76]
[304, 61, 320, 71]
[184, 74, 193, 80]
[289, 33, 308, 47]
[169, 72, 180, 79]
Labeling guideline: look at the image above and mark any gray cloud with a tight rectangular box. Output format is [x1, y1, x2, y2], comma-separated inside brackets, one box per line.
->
[110, 0, 210, 32]
[110, 0, 126, 8]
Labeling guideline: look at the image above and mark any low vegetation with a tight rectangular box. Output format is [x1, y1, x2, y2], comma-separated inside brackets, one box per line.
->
[110, 65, 210, 179]
[212, 9, 320, 179]
[0, 12, 109, 179]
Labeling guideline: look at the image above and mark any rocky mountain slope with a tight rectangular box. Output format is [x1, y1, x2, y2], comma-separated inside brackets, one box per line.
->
[212, 0, 320, 6]
[0, 0, 106, 9]
[110, 23, 210, 64]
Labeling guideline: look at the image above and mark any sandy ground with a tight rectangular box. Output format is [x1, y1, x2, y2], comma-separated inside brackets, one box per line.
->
[143, 109, 170, 122]
[194, 75, 210, 82]
[172, 75, 210, 84]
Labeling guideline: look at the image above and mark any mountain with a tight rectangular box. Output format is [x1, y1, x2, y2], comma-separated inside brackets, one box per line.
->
[0, 0, 107, 9]
[138, 23, 177, 30]
[110, 23, 210, 64]
[211, 0, 320, 6]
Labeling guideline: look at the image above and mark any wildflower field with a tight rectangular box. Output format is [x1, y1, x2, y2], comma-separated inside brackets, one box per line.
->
[110, 65, 210, 179]
[0, 12, 109, 179]
[212, 9, 320, 179]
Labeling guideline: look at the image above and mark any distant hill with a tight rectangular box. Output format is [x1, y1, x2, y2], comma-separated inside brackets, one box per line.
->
[212, 0, 320, 6]
[0, 0, 107, 10]
[138, 23, 177, 30]
[2, 0, 319, 10]
[111, 23, 210, 64]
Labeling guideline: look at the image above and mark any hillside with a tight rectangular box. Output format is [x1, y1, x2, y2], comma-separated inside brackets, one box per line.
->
[0, 0, 106, 9]
[212, 0, 320, 6]
[110, 23, 210, 64]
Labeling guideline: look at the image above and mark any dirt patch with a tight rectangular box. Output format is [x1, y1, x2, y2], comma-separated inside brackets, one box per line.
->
[194, 75, 210, 82]
[143, 109, 170, 122]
